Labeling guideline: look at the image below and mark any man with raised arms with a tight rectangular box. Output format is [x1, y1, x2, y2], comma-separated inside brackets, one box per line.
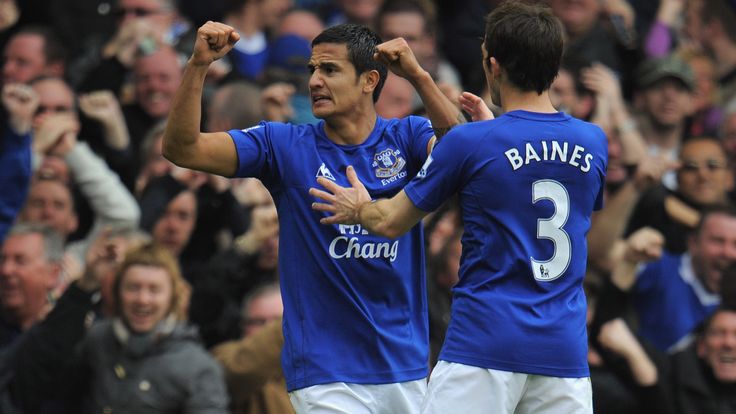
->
[163, 20, 463, 413]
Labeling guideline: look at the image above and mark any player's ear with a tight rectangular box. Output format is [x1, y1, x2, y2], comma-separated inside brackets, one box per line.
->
[363, 70, 380, 95]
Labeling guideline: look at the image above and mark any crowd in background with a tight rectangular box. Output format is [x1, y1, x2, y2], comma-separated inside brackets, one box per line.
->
[0, 0, 736, 413]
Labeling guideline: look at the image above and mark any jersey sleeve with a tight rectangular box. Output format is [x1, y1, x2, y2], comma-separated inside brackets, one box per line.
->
[405, 115, 435, 167]
[403, 127, 471, 212]
[227, 121, 276, 180]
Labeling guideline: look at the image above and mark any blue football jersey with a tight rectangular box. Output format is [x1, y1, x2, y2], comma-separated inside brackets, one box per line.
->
[633, 253, 720, 351]
[228, 116, 433, 391]
[404, 110, 607, 378]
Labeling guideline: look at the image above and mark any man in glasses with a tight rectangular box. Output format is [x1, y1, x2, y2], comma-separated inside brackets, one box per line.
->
[626, 137, 734, 254]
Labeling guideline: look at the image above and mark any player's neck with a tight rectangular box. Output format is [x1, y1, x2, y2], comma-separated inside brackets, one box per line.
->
[499, 84, 557, 114]
[324, 107, 378, 146]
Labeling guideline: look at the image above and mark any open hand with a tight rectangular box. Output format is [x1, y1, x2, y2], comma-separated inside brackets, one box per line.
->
[309, 165, 371, 225]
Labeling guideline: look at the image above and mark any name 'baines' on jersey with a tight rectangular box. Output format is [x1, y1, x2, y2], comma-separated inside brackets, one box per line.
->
[227, 116, 434, 391]
[404, 110, 608, 378]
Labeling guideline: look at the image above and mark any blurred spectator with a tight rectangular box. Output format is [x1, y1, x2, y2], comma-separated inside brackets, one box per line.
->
[427, 227, 461, 367]
[191, 198, 279, 348]
[721, 103, 736, 172]
[262, 36, 316, 124]
[220, 0, 294, 81]
[20, 76, 140, 278]
[212, 282, 290, 414]
[548, 0, 627, 76]
[69, 243, 229, 413]
[682, 49, 723, 138]
[591, 318, 666, 414]
[207, 81, 265, 132]
[612, 206, 736, 352]
[2, 25, 67, 85]
[76, 0, 194, 89]
[0, 83, 37, 243]
[83, 45, 183, 190]
[3, 226, 149, 413]
[633, 54, 696, 188]
[375, 0, 462, 108]
[375, 72, 414, 119]
[0, 223, 63, 347]
[693, 0, 736, 107]
[138, 174, 197, 265]
[323, 0, 385, 28]
[277, 8, 325, 42]
[625, 137, 734, 254]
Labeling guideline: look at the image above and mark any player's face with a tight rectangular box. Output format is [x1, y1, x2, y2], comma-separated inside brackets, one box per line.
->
[698, 311, 736, 383]
[689, 213, 736, 293]
[119, 264, 173, 333]
[308, 43, 365, 120]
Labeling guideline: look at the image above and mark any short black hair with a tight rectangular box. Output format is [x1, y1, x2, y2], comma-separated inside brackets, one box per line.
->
[312, 23, 388, 103]
[483, 1, 563, 94]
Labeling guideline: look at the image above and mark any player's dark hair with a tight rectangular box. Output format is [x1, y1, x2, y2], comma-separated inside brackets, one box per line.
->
[483, 1, 563, 94]
[312, 23, 388, 103]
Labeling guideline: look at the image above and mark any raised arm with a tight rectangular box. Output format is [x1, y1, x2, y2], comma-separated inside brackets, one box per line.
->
[162, 22, 241, 177]
[374, 38, 465, 141]
[309, 166, 427, 239]
[610, 227, 664, 291]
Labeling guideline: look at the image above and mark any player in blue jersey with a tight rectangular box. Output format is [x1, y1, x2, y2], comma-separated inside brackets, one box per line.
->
[162, 20, 464, 413]
[310, 2, 607, 413]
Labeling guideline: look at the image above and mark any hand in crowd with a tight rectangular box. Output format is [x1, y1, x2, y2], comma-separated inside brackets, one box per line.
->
[623, 227, 665, 264]
[236, 203, 279, 255]
[190, 21, 241, 67]
[103, 18, 165, 67]
[32, 112, 79, 156]
[600, 0, 636, 45]
[632, 154, 678, 191]
[77, 228, 128, 292]
[374, 37, 424, 82]
[458, 91, 494, 122]
[598, 318, 658, 386]
[2, 83, 39, 134]
[582, 63, 624, 109]
[79, 90, 130, 150]
[261, 82, 295, 122]
[656, 0, 686, 26]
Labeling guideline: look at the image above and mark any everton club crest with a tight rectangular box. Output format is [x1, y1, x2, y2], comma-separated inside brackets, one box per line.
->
[373, 148, 406, 179]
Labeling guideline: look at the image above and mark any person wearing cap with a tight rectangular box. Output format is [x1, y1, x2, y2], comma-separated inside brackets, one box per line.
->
[632, 54, 696, 189]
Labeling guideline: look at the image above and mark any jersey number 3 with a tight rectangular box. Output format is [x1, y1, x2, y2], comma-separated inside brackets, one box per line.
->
[530, 180, 571, 281]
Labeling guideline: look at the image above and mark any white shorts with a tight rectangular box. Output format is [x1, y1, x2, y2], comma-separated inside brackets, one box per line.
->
[289, 379, 427, 414]
[421, 361, 592, 414]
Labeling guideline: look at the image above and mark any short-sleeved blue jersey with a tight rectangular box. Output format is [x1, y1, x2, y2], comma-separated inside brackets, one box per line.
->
[405, 110, 607, 377]
[228, 116, 434, 391]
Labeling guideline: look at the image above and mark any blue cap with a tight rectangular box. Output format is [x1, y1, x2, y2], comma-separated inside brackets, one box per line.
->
[267, 34, 311, 74]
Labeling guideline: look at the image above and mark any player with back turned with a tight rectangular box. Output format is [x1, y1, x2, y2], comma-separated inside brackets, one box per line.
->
[310, 2, 608, 413]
